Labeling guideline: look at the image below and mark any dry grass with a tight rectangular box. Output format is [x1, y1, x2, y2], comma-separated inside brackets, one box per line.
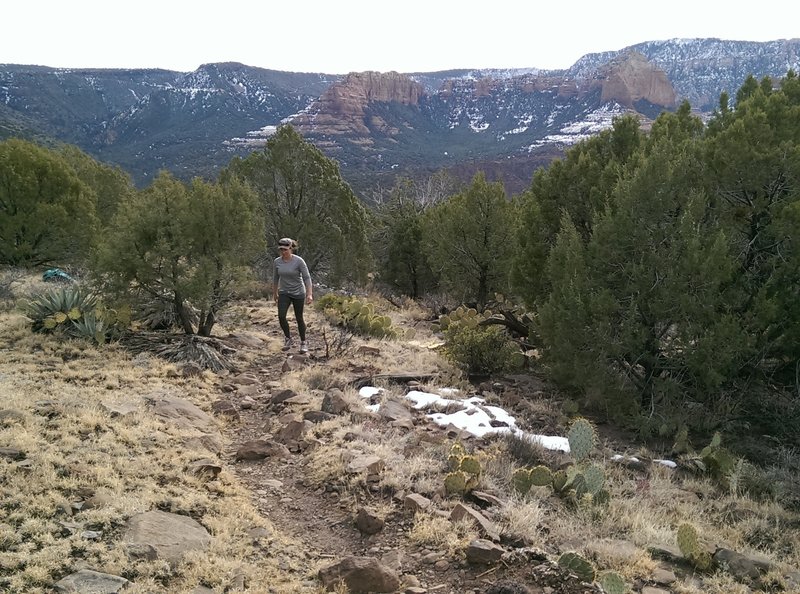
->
[409, 514, 478, 556]
[499, 495, 549, 543]
[0, 308, 315, 593]
[3, 275, 800, 594]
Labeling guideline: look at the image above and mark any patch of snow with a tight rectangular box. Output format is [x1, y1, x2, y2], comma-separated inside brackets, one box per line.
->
[359, 386, 679, 463]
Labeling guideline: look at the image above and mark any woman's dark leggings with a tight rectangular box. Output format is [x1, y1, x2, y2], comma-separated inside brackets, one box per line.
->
[277, 293, 306, 340]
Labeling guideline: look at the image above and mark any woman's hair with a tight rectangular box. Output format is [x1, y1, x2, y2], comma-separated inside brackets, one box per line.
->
[278, 237, 298, 250]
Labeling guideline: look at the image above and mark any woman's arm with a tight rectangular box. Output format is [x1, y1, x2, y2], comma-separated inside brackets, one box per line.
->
[299, 258, 312, 304]
[273, 260, 279, 302]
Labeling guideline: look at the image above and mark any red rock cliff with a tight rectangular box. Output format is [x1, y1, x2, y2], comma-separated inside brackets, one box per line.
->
[593, 51, 677, 108]
[293, 71, 424, 138]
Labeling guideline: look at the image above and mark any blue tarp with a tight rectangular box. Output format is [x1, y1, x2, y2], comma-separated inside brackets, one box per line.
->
[42, 268, 75, 283]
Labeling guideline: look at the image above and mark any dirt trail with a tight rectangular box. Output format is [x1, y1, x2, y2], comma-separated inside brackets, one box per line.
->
[215, 304, 598, 594]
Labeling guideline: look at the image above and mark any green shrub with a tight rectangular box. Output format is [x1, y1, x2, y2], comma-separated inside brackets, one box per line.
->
[442, 321, 521, 375]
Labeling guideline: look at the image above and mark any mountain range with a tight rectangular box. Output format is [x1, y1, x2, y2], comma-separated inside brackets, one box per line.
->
[2, 38, 799, 197]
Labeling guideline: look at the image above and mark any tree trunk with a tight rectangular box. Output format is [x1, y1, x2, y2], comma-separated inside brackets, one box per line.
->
[198, 277, 222, 337]
[174, 293, 195, 335]
[199, 311, 215, 337]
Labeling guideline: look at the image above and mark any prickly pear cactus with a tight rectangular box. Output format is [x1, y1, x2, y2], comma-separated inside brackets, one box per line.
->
[557, 551, 596, 583]
[511, 468, 533, 495]
[592, 488, 611, 506]
[447, 454, 463, 471]
[450, 443, 466, 458]
[677, 522, 712, 570]
[672, 425, 691, 454]
[571, 472, 587, 497]
[677, 522, 699, 557]
[459, 455, 481, 476]
[699, 432, 736, 479]
[583, 463, 605, 495]
[567, 417, 597, 462]
[439, 305, 484, 331]
[576, 492, 595, 510]
[552, 469, 568, 492]
[345, 300, 362, 318]
[598, 570, 628, 594]
[444, 471, 467, 496]
[529, 465, 553, 487]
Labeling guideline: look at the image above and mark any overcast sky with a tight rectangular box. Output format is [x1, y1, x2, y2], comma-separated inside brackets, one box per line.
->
[3, 1, 798, 74]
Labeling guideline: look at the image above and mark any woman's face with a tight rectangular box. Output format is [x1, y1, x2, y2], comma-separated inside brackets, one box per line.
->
[279, 246, 292, 257]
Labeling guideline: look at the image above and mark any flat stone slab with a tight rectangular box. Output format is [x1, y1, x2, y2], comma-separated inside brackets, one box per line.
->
[53, 569, 129, 592]
[124, 510, 211, 564]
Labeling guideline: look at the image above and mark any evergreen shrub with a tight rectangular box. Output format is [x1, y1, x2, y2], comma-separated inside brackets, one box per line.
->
[443, 320, 521, 375]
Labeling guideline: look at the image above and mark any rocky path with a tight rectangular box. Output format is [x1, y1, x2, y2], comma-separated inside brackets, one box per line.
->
[211, 306, 602, 594]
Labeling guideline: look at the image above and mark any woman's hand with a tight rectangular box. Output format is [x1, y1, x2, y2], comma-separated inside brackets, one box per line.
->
[306, 294, 313, 304]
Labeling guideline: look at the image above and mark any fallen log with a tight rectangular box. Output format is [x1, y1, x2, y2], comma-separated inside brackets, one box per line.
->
[351, 372, 439, 389]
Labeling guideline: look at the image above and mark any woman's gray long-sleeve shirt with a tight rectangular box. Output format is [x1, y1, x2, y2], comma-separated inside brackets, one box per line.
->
[273, 255, 311, 297]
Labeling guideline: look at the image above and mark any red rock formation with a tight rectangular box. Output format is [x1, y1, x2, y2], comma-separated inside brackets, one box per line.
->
[595, 51, 677, 108]
[293, 71, 424, 138]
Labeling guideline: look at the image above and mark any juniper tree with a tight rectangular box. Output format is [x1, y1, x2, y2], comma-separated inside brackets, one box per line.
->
[96, 172, 264, 336]
[370, 172, 458, 298]
[422, 172, 514, 310]
[59, 144, 135, 225]
[0, 139, 98, 267]
[512, 115, 643, 306]
[536, 75, 800, 436]
[703, 71, 800, 386]
[222, 124, 371, 285]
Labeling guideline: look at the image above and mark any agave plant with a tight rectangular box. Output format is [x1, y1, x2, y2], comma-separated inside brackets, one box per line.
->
[25, 285, 98, 334]
[24, 285, 129, 344]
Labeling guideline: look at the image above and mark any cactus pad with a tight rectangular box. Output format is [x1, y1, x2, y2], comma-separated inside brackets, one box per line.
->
[444, 471, 467, 495]
[677, 522, 713, 570]
[557, 551, 596, 583]
[567, 417, 597, 462]
[511, 468, 533, 494]
[598, 570, 628, 594]
[583, 463, 605, 495]
[529, 465, 553, 487]
[552, 469, 568, 492]
[592, 488, 611, 505]
[459, 455, 481, 476]
[450, 443, 466, 458]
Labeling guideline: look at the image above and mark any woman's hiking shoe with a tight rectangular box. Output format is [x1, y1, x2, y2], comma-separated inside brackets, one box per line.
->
[282, 336, 293, 352]
[299, 341, 309, 354]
